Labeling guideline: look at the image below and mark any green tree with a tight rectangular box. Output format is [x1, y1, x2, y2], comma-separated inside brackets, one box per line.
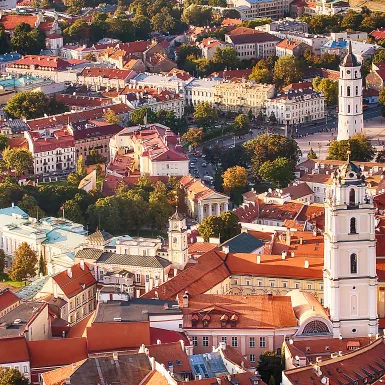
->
[76, 155, 86, 178]
[273, 56, 303, 87]
[177, 44, 201, 67]
[61, 198, 84, 224]
[222, 165, 248, 193]
[67, 0, 85, 14]
[258, 351, 283, 385]
[193, 102, 218, 130]
[18, 195, 46, 218]
[132, 14, 152, 40]
[0, 134, 8, 151]
[149, 190, 173, 232]
[106, 14, 135, 42]
[244, 133, 301, 177]
[9, 242, 38, 282]
[182, 128, 203, 149]
[130, 107, 156, 125]
[249, 60, 273, 84]
[222, 8, 241, 18]
[269, 376, 276, 385]
[89, 12, 108, 43]
[198, 211, 240, 242]
[258, 157, 295, 188]
[212, 47, 240, 69]
[86, 148, 107, 165]
[63, 19, 88, 42]
[84, 53, 97, 62]
[2, 148, 33, 176]
[39, 253, 47, 276]
[0, 367, 30, 385]
[11, 23, 45, 55]
[233, 114, 250, 136]
[373, 49, 385, 64]
[182, 4, 212, 26]
[104, 109, 121, 124]
[0, 29, 10, 54]
[151, 9, 177, 33]
[67, 172, 81, 185]
[308, 148, 318, 159]
[327, 133, 375, 162]
[341, 10, 363, 30]
[198, 215, 223, 241]
[0, 249, 5, 273]
[376, 150, 385, 163]
[269, 111, 277, 125]
[312, 77, 338, 106]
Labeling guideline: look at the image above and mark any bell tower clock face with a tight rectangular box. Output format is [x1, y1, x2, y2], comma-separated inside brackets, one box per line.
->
[174, 223, 179, 229]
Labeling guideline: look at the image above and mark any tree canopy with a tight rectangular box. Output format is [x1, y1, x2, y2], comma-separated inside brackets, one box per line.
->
[2, 148, 33, 176]
[9, 242, 38, 282]
[198, 211, 240, 242]
[258, 157, 296, 188]
[0, 367, 30, 385]
[273, 56, 303, 87]
[312, 77, 338, 106]
[193, 102, 218, 130]
[327, 134, 375, 162]
[182, 128, 203, 149]
[11, 22, 45, 55]
[233, 114, 250, 136]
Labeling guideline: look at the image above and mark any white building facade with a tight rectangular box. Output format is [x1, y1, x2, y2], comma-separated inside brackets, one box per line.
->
[337, 41, 364, 141]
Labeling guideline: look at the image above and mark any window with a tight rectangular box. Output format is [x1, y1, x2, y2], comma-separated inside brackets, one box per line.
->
[356, 85, 358, 95]
[282, 282, 287, 288]
[234, 279, 238, 285]
[232, 337, 238, 347]
[348, 105, 351, 113]
[347, 86, 351, 96]
[145, 275, 150, 283]
[203, 336, 209, 347]
[136, 273, 141, 283]
[23, 366, 28, 374]
[221, 336, 227, 343]
[350, 217, 357, 234]
[250, 354, 256, 362]
[349, 189, 355, 206]
[246, 279, 251, 286]
[350, 253, 357, 274]
[270, 281, 275, 287]
[307, 284, 312, 290]
[295, 283, 300, 289]
[249, 337, 255, 348]
[260, 337, 266, 348]
[258, 281, 262, 287]
[192, 336, 198, 346]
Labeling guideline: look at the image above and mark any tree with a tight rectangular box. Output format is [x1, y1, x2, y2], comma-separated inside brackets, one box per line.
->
[39, 253, 47, 276]
[377, 150, 385, 163]
[193, 102, 218, 131]
[268, 112, 277, 125]
[212, 47, 240, 69]
[0, 367, 30, 385]
[269, 376, 276, 385]
[258, 351, 283, 385]
[341, 10, 363, 30]
[11, 23, 45, 55]
[222, 166, 248, 193]
[233, 114, 250, 136]
[132, 14, 152, 40]
[0, 29, 10, 55]
[182, 5, 212, 26]
[61, 198, 84, 224]
[198, 215, 223, 241]
[67, 172, 81, 185]
[258, 157, 296, 188]
[0, 249, 5, 273]
[18, 195, 46, 218]
[243, 134, 301, 177]
[106, 14, 135, 42]
[220, 144, 250, 170]
[0, 134, 8, 151]
[308, 148, 318, 159]
[4, 91, 67, 120]
[86, 148, 107, 165]
[249, 60, 273, 83]
[312, 77, 338, 106]
[67, 0, 85, 14]
[327, 134, 375, 162]
[151, 9, 177, 33]
[130, 107, 156, 125]
[373, 49, 385, 64]
[2, 148, 33, 176]
[76, 155, 86, 178]
[63, 19, 88, 42]
[89, 12, 108, 42]
[84, 53, 97, 62]
[222, 8, 241, 18]
[273, 56, 303, 87]
[198, 211, 240, 242]
[9, 242, 38, 282]
[182, 128, 203, 149]
[104, 109, 121, 124]
[149, 190, 173, 232]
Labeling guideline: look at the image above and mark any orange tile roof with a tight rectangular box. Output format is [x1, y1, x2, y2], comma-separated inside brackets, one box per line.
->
[277, 38, 303, 50]
[183, 294, 298, 329]
[0, 288, 20, 312]
[181, 372, 266, 385]
[180, 175, 228, 202]
[141, 371, 169, 385]
[41, 359, 86, 385]
[0, 337, 29, 364]
[66, 311, 94, 338]
[8, 137, 29, 150]
[145, 342, 191, 373]
[188, 242, 217, 255]
[86, 322, 151, 353]
[221, 18, 242, 26]
[27, 337, 88, 368]
[282, 82, 313, 92]
[222, 345, 253, 368]
[1, 14, 37, 30]
[80, 67, 134, 80]
[52, 263, 96, 299]
[142, 249, 229, 300]
[225, 252, 323, 280]
[284, 337, 385, 385]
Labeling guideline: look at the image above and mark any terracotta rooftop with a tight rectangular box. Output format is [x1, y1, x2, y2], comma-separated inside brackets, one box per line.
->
[9, 55, 71, 71]
[1, 14, 37, 30]
[0, 288, 20, 312]
[0, 336, 29, 365]
[277, 38, 304, 50]
[52, 263, 96, 299]
[181, 372, 267, 385]
[80, 67, 134, 80]
[183, 294, 298, 329]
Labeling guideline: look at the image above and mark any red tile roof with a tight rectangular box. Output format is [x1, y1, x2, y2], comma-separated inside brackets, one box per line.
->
[66, 312, 94, 338]
[188, 242, 217, 255]
[282, 82, 313, 92]
[0, 337, 29, 364]
[221, 18, 242, 26]
[52, 263, 96, 299]
[0, 288, 20, 312]
[80, 67, 134, 80]
[9, 55, 71, 71]
[210, 68, 252, 80]
[86, 322, 151, 353]
[27, 337, 88, 368]
[150, 327, 189, 345]
[55, 94, 112, 108]
[181, 372, 266, 385]
[28, 129, 74, 153]
[277, 38, 303, 50]
[227, 28, 280, 44]
[1, 14, 37, 30]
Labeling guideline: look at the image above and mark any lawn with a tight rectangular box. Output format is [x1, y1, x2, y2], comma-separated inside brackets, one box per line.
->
[0, 272, 27, 288]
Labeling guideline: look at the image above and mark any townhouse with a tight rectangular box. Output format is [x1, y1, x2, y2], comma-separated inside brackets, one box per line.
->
[197, 38, 230, 60]
[0, 338, 31, 381]
[225, 28, 280, 59]
[275, 38, 310, 57]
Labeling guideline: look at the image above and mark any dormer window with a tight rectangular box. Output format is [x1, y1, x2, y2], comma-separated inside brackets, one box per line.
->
[230, 314, 238, 327]
[220, 314, 229, 327]
[202, 314, 210, 327]
[191, 314, 199, 327]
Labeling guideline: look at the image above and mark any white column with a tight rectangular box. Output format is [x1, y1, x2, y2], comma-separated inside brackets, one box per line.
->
[198, 204, 204, 221]
[208, 204, 212, 217]
[216, 203, 220, 216]
[224, 202, 229, 211]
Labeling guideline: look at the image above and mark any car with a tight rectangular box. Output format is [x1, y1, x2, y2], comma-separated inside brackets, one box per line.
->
[195, 151, 201, 157]
[229, 145, 235, 149]
[191, 157, 198, 162]
[201, 154, 206, 158]
[190, 161, 196, 166]
[202, 162, 207, 167]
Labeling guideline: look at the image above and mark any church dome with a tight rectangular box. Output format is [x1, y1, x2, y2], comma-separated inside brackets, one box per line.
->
[340, 40, 360, 67]
[339, 160, 361, 180]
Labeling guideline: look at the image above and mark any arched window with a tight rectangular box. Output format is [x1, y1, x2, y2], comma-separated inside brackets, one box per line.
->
[350, 217, 357, 234]
[356, 86, 358, 96]
[347, 86, 351, 96]
[302, 320, 330, 335]
[349, 189, 355, 206]
[350, 253, 357, 274]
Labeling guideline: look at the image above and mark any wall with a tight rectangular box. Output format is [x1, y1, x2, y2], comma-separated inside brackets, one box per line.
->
[26, 304, 50, 341]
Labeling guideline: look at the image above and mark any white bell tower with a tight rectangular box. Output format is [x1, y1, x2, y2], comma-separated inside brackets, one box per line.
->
[337, 41, 364, 141]
[168, 209, 188, 270]
[323, 154, 378, 337]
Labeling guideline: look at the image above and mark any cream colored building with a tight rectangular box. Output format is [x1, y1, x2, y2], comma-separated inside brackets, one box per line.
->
[214, 81, 275, 115]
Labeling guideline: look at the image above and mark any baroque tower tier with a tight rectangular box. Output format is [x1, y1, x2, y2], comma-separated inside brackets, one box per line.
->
[168, 209, 188, 270]
[337, 41, 364, 141]
[323, 157, 378, 337]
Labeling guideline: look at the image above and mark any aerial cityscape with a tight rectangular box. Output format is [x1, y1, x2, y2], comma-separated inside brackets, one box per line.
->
[1, 0, 385, 384]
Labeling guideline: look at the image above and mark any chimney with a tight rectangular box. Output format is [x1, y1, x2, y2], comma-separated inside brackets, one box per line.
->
[183, 291, 189, 308]
[79, 259, 85, 271]
[113, 352, 118, 360]
[338, 333, 342, 341]
[299, 237, 303, 245]
[65, 378, 71, 384]
[291, 251, 295, 258]
[222, 245, 230, 255]
[157, 339, 161, 344]
[282, 251, 287, 260]
[304, 260, 309, 268]
[313, 228, 317, 236]
[267, 293, 273, 301]
[180, 339, 185, 352]
[257, 255, 261, 264]
[144, 348, 149, 355]
[67, 267, 72, 278]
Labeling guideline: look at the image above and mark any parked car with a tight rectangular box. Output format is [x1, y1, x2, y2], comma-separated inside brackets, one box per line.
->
[202, 162, 207, 167]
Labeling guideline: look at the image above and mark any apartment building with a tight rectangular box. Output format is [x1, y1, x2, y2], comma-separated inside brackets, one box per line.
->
[228, 0, 291, 20]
